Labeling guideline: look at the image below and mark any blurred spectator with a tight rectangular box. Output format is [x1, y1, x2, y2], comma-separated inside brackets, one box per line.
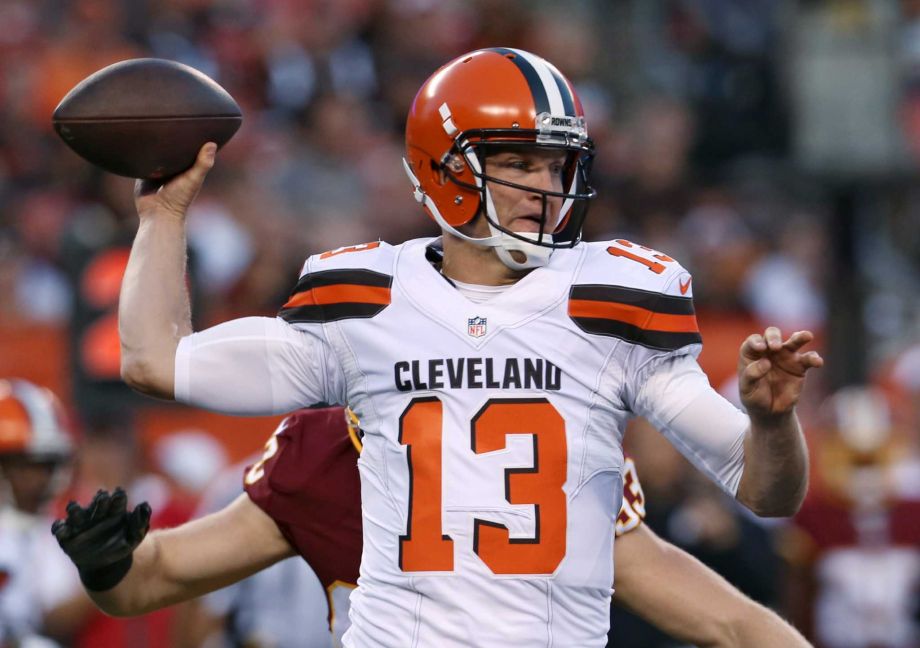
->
[604, 97, 696, 246]
[0, 379, 82, 648]
[742, 212, 828, 332]
[784, 386, 920, 648]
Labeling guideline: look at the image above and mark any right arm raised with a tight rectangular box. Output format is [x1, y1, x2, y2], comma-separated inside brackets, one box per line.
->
[119, 143, 216, 399]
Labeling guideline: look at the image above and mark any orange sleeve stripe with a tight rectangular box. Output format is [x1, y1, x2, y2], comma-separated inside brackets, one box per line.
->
[284, 284, 391, 308]
[568, 299, 699, 333]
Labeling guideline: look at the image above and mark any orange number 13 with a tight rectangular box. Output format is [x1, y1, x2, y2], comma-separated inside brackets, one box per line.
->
[399, 397, 567, 575]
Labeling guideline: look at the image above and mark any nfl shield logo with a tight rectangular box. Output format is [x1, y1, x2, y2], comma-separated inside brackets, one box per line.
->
[467, 316, 487, 338]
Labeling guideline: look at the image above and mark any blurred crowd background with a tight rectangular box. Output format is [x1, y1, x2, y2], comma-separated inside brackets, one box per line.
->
[1, 0, 919, 647]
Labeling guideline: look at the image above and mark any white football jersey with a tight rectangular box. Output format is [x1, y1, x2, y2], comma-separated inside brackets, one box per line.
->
[0, 507, 80, 645]
[176, 237, 748, 648]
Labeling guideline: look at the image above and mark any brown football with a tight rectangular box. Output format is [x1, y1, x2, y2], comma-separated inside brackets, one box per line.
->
[52, 58, 242, 180]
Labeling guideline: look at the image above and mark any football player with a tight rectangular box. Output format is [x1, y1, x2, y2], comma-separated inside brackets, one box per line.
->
[0, 379, 78, 647]
[53, 407, 809, 647]
[117, 48, 822, 646]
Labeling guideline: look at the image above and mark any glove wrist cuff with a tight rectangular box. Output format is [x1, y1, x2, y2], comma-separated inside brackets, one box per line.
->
[79, 555, 133, 592]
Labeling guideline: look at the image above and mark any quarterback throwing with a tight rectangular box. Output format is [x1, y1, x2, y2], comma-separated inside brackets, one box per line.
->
[115, 48, 821, 647]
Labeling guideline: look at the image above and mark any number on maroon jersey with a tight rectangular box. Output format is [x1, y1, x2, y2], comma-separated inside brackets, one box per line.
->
[244, 433, 281, 485]
[615, 457, 647, 536]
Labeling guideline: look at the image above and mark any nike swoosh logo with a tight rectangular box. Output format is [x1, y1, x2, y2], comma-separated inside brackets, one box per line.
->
[679, 277, 692, 295]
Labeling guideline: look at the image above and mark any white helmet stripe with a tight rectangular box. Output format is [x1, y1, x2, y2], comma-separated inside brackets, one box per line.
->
[510, 48, 566, 116]
[8, 380, 71, 456]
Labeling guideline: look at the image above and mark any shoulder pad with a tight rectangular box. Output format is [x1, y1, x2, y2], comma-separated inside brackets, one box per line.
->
[579, 239, 693, 297]
[569, 240, 700, 350]
[281, 242, 396, 324]
[301, 240, 396, 276]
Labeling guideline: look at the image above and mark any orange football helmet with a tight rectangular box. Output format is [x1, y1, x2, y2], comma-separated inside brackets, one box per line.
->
[403, 48, 595, 269]
[0, 379, 73, 461]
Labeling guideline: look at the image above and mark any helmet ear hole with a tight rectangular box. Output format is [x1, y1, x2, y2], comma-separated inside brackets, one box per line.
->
[428, 160, 447, 186]
[446, 154, 465, 174]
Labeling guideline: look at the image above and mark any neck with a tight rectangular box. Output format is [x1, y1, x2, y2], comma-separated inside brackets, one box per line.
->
[440, 232, 530, 285]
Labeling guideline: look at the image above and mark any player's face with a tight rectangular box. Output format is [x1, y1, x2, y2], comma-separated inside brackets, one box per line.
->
[0, 456, 61, 514]
[481, 148, 567, 235]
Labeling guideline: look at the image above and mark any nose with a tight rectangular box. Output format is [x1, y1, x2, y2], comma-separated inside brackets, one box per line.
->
[526, 164, 563, 215]
[530, 164, 558, 192]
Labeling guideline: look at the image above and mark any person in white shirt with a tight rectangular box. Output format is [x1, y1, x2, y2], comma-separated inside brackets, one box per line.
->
[107, 48, 821, 646]
[0, 379, 81, 648]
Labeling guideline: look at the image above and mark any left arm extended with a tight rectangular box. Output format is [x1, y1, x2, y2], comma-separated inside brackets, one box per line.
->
[734, 328, 822, 517]
[613, 523, 811, 648]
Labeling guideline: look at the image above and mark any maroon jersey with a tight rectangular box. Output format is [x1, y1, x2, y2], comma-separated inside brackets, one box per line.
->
[243, 407, 363, 591]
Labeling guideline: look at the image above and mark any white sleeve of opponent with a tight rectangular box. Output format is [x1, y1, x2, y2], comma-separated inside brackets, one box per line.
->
[174, 316, 345, 415]
[631, 354, 748, 496]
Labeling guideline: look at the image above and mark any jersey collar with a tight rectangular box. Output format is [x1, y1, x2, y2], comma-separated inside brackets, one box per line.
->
[394, 237, 585, 348]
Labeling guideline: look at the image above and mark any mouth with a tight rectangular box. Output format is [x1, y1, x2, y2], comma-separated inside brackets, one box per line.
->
[510, 214, 544, 233]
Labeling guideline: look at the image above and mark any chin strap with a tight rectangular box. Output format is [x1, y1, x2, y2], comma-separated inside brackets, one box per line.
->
[482, 188, 553, 269]
[402, 157, 555, 270]
[491, 229, 554, 270]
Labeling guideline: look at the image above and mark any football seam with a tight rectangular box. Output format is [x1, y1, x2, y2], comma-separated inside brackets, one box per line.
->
[53, 115, 242, 123]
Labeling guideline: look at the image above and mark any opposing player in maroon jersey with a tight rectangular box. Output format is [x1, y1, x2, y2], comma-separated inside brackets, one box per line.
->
[52, 407, 808, 647]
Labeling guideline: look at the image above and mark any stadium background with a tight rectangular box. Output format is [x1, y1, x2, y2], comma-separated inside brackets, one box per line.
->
[1, 0, 918, 646]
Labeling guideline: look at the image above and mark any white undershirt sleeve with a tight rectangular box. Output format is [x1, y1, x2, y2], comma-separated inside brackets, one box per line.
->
[631, 353, 748, 496]
[174, 316, 344, 415]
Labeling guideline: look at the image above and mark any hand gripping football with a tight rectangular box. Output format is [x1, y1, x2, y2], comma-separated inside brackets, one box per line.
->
[52, 58, 242, 180]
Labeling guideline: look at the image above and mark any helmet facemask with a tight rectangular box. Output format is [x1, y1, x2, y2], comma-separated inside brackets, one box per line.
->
[440, 130, 595, 269]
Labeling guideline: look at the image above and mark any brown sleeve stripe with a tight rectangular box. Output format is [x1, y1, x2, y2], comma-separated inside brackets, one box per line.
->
[279, 269, 392, 323]
[568, 284, 701, 350]
[571, 284, 696, 315]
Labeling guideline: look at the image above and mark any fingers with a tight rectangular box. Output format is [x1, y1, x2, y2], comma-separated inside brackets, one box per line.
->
[58, 488, 130, 537]
[739, 333, 767, 361]
[127, 502, 153, 546]
[741, 328, 819, 360]
[66, 500, 88, 530]
[110, 487, 128, 517]
[782, 330, 815, 352]
[191, 142, 218, 177]
[88, 489, 112, 522]
[51, 518, 73, 542]
[739, 357, 771, 394]
[134, 141, 218, 217]
[764, 326, 783, 351]
[800, 350, 824, 369]
[170, 142, 217, 193]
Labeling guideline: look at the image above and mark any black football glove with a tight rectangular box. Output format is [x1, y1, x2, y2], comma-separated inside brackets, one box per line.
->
[51, 487, 152, 591]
